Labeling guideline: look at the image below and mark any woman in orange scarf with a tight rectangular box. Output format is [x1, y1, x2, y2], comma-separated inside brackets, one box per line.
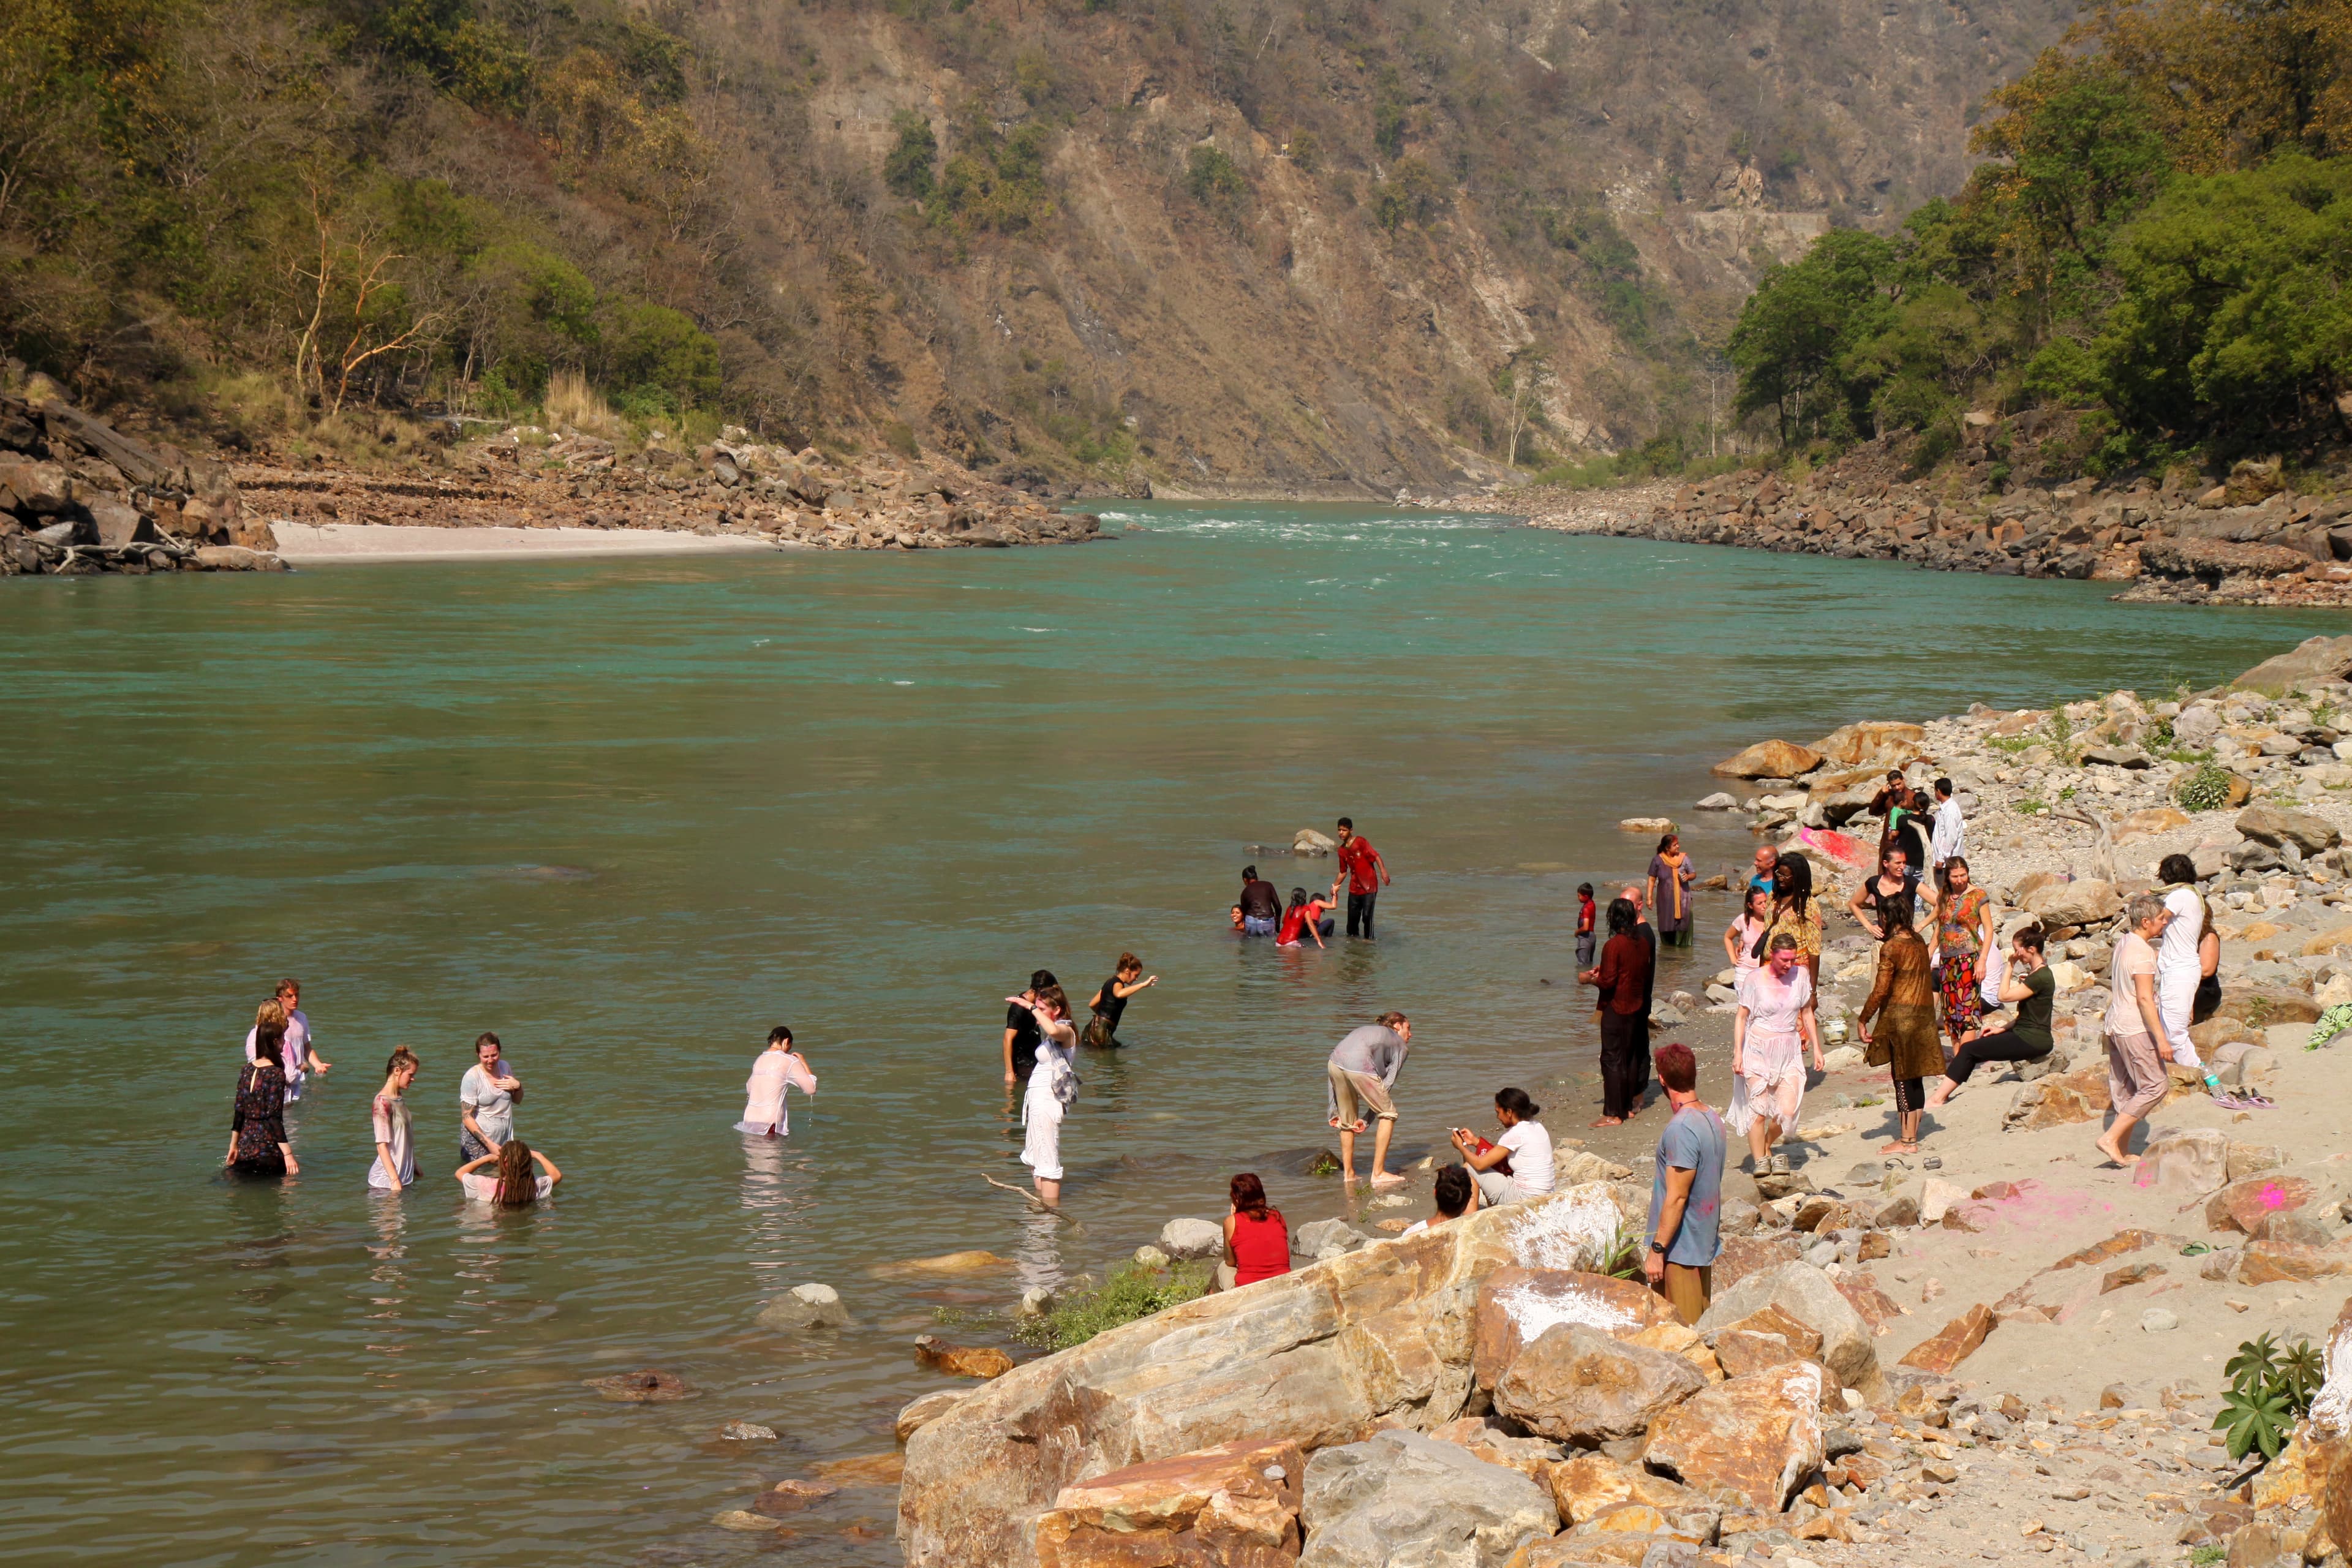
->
[1648, 833, 1697, 948]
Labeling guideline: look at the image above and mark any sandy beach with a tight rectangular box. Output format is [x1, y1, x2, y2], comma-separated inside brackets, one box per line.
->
[270, 521, 791, 564]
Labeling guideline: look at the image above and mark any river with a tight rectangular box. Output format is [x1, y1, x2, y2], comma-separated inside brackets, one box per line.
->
[2, 502, 2344, 1566]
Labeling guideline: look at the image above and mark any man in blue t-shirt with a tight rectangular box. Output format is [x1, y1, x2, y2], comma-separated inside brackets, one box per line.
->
[1644, 1040, 1727, 1325]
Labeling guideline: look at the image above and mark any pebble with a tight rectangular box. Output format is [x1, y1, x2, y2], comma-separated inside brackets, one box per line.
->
[713, 1510, 782, 1531]
[2140, 1308, 2179, 1333]
[717, 1421, 777, 1441]
[1132, 1244, 1170, 1267]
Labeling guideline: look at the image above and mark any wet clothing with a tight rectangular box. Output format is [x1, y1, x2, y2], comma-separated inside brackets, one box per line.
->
[1649, 853, 1695, 938]
[1861, 934, 1943, 1085]
[1593, 934, 1651, 1014]
[369, 1092, 414, 1191]
[1325, 1025, 1408, 1123]
[737, 1049, 817, 1135]
[1006, 1000, 1042, 1079]
[1346, 889, 1378, 939]
[1239, 878, 1282, 922]
[1338, 836, 1382, 895]
[228, 1060, 288, 1175]
[1279, 902, 1335, 946]
[1228, 1210, 1291, 1286]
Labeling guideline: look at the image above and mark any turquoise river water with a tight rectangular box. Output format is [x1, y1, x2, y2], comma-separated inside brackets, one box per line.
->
[3, 502, 2346, 1567]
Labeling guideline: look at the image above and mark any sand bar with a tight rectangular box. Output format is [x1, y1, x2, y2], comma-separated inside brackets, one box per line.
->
[273, 521, 786, 564]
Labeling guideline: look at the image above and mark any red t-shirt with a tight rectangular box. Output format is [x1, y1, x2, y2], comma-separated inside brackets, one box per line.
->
[1278, 900, 1327, 944]
[1338, 836, 1381, 895]
[1229, 1209, 1291, 1286]
[1577, 896, 1596, 935]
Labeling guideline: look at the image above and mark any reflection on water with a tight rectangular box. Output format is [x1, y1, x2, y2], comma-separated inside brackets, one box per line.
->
[2, 506, 2348, 1565]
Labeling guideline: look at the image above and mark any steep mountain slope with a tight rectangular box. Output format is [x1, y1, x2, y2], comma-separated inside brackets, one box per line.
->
[2, 0, 2079, 491]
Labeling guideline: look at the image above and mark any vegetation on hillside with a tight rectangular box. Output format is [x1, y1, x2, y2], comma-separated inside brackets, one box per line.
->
[1727, 0, 2352, 478]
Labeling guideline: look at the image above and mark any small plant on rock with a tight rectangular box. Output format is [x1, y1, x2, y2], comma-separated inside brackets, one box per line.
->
[2214, 1332, 2324, 1461]
[2177, 764, 2235, 812]
[1012, 1261, 1211, 1352]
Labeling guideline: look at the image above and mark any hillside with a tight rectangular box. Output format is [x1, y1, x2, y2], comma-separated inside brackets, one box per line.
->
[0, 0, 2076, 493]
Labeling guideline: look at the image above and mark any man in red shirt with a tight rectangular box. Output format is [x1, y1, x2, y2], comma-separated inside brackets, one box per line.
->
[1332, 817, 1392, 939]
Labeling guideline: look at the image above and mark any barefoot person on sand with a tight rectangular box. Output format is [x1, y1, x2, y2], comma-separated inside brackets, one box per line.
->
[1581, 899, 1651, 1128]
[1928, 924, 2056, 1107]
[1012, 986, 1080, 1206]
[1325, 1012, 1411, 1185]
[1730, 934, 1821, 1176]
[737, 1025, 816, 1136]
[1858, 895, 1940, 1156]
[2099, 893, 2173, 1167]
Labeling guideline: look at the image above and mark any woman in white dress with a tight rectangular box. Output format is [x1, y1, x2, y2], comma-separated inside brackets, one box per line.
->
[1012, 986, 1079, 1207]
[1730, 934, 1823, 1176]
[736, 1025, 818, 1136]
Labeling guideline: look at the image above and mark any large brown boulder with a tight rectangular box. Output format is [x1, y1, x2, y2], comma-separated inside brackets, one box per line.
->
[1299, 1429, 1556, 1567]
[2206, 1176, 2316, 1235]
[1641, 1362, 1827, 1513]
[1711, 739, 1823, 779]
[1033, 1436, 1304, 1568]
[1810, 721, 1928, 769]
[1695, 1262, 1881, 1399]
[2020, 878, 2122, 929]
[2233, 636, 2352, 696]
[1711, 1305, 1823, 1378]
[897, 1186, 1625, 1566]
[1491, 1324, 1705, 1442]
[1471, 1268, 1682, 1388]
[2237, 804, 2342, 856]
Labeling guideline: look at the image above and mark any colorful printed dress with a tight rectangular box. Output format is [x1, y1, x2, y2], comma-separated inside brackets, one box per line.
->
[1936, 884, 1991, 1037]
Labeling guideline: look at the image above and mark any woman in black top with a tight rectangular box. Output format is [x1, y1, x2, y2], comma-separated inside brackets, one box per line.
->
[1928, 924, 2056, 1105]
[1084, 953, 1158, 1048]
[225, 1022, 298, 1177]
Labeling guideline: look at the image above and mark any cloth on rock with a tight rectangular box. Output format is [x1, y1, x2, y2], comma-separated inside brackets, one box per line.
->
[736, 1049, 818, 1136]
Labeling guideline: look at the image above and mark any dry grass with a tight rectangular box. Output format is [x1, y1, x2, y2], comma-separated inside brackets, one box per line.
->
[543, 368, 631, 442]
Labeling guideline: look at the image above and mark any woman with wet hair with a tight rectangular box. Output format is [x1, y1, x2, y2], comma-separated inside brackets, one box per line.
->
[456, 1136, 563, 1205]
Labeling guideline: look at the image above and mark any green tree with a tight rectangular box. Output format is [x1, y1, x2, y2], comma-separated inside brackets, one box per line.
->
[1727, 229, 1897, 444]
[1185, 146, 1246, 206]
[883, 110, 938, 202]
[601, 301, 722, 412]
[1493, 345, 1554, 467]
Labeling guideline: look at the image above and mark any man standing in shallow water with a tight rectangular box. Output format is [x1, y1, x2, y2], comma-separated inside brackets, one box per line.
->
[1333, 818, 1391, 939]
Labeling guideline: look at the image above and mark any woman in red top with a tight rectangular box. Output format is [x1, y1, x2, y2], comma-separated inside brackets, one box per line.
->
[1277, 886, 1337, 948]
[1222, 1172, 1291, 1287]
[1578, 897, 1653, 1128]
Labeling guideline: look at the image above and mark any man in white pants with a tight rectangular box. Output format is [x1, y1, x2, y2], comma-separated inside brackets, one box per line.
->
[2154, 853, 2225, 1095]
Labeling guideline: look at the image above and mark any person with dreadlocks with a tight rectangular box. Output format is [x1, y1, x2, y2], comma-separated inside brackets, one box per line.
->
[456, 1136, 564, 1205]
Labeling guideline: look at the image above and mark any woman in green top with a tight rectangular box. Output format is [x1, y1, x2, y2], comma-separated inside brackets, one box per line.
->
[1926, 923, 2055, 1107]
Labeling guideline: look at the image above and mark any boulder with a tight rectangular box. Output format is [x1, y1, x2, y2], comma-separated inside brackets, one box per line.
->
[1298, 1429, 1556, 1568]
[1695, 1263, 1879, 1398]
[1425, 1415, 1563, 1479]
[2228, 1143, 2286, 1182]
[1545, 1453, 1717, 1531]
[914, 1335, 1016, 1379]
[1696, 793, 1738, 811]
[2115, 807, 2192, 841]
[1035, 1436, 1305, 1568]
[1472, 1268, 1683, 1387]
[1491, 1324, 1705, 1442]
[2232, 636, 2352, 697]
[2206, 1176, 2316, 1235]
[192, 544, 286, 571]
[2237, 1242, 2352, 1285]
[898, 1188, 1621, 1566]
[2175, 706, 2225, 748]
[1161, 1218, 1227, 1261]
[895, 1389, 970, 1442]
[85, 494, 159, 548]
[2083, 744, 2152, 769]
[1811, 721, 1928, 769]
[1641, 1362, 1826, 1513]
[758, 1281, 853, 1330]
[873, 1248, 1019, 1279]
[1895, 1303, 1996, 1374]
[2131, 1129, 2230, 1198]
[1292, 1218, 1370, 1258]
[1711, 1304, 1823, 1378]
[1712, 1235, 1803, 1292]
[2021, 878, 2122, 929]
[1294, 828, 1336, 856]
[2237, 804, 2342, 856]
[1713, 740, 1823, 780]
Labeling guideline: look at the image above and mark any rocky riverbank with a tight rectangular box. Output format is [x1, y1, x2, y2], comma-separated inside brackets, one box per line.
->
[1512, 443, 2352, 608]
[0, 393, 282, 576]
[239, 426, 1102, 554]
[862, 633, 2352, 1568]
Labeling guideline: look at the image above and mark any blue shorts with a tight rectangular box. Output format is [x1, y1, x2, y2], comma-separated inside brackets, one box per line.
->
[1242, 916, 1276, 937]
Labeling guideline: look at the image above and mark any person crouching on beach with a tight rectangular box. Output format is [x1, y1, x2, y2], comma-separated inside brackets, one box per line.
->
[1223, 1172, 1291, 1287]
[1730, 935, 1820, 1178]
[737, 1025, 816, 1136]
[457, 1136, 564, 1205]
[1325, 1011, 1411, 1186]
[1012, 986, 1080, 1206]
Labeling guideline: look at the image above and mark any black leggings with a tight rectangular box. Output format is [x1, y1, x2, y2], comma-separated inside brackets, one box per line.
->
[1347, 889, 1378, 938]
[1600, 1010, 1646, 1119]
[1943, 1029, 2051, 1085]
[1891, 1075, 1926, 1115]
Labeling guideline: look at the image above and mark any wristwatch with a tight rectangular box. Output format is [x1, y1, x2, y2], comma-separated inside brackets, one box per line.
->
[1648, 1240, 1667, 1255]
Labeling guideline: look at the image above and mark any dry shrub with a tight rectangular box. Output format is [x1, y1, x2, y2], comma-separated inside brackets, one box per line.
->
[544, 368, 630, 442]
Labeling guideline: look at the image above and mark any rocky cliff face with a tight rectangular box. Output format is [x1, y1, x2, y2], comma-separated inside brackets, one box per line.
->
[689, 0, 2076, 492]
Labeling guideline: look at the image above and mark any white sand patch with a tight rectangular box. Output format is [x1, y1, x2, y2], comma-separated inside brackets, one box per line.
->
[273, 521, 785, 562]
[1495, 1278, 1638, 1341]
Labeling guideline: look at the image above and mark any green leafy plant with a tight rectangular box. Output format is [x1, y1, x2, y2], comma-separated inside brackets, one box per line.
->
[2190, 1547, 2228, 1566]
[2045, 710, 2081, 767]
[2058, 783, 2079, 802]
[1012, 1261, 1210, 1352]
[2177, 764, 2236, 812]
[2215, 1332, 2324, 1460]
[1596, 1223, 1646, 1281]
[2017, 794, 2049, 815]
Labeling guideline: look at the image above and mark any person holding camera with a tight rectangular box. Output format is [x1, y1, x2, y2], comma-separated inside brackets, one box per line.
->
[1449, 1088, 1555, 1207]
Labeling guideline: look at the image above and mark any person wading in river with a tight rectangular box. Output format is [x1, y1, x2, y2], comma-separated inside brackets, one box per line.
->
[1332, 818, 1391, 939]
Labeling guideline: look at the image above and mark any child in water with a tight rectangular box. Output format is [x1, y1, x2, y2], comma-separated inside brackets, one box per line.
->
[736, 1026, 817, 1136]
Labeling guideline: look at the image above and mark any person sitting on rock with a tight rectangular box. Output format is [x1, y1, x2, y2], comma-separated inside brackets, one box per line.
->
[1928, 924, 2055, 1107]
[1221, 1172, 1291, 1287]
[1450, 1088, 1556, 1207]
[1402, 1164, 1479, 1236]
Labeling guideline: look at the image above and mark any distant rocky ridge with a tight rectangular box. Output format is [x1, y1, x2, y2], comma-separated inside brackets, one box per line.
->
[1517, 445, 2352, 607]
[0, 393, 281, 576]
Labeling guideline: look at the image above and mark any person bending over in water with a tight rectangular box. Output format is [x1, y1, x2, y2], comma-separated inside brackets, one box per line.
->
[1278, 886, 1338, 949]
[737, 1025, 817, 1136]
[456, 1137, 564, 1205]
[1325, 1012, 1411, 1186]
[1084, 954, 1157, 1048]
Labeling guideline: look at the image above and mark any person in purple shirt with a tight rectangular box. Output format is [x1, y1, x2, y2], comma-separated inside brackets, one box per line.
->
[1643, 1041, 1726, 1325]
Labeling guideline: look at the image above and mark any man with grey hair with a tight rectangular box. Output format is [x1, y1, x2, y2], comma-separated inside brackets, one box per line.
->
[2098, 891, 2173, 1167]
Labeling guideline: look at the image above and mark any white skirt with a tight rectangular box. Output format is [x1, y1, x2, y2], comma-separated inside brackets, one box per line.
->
[1020, 1093, 1064, 1180]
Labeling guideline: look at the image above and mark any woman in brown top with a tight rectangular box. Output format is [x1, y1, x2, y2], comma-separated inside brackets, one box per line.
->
[1858, 892, 1942, 1155]
[1580, 897, 1653, 1128]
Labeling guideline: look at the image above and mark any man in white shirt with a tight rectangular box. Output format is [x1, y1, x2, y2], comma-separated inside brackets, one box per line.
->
[1929, 778, 1967, 870]
[1452, 1088, 1556, 1206]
